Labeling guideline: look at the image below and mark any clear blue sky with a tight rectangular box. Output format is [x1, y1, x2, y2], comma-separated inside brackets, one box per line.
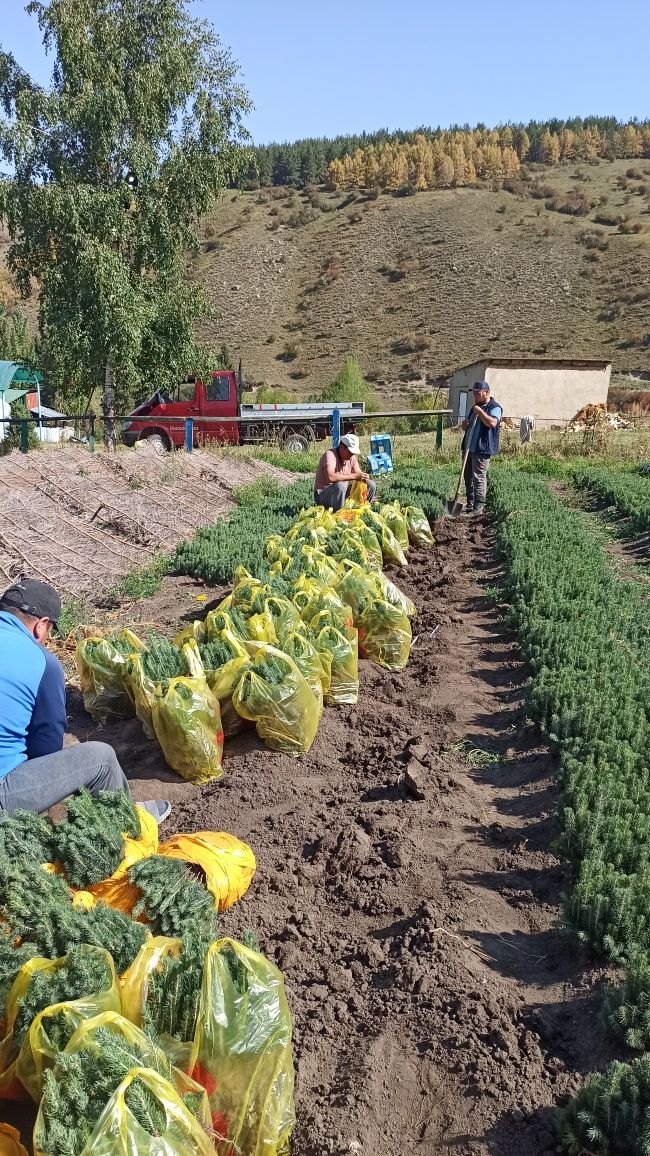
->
[5, 0, 650, 144]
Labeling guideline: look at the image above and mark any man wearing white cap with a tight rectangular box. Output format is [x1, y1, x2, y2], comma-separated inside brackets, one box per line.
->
[314, 434, 376, 511]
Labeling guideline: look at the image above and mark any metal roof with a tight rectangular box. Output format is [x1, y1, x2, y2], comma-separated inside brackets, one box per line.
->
[0, 360, 42, 393]
[452, 357, 612, 373]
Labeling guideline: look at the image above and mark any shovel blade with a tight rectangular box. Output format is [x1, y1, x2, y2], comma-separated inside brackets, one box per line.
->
[443, 498, 464, 518]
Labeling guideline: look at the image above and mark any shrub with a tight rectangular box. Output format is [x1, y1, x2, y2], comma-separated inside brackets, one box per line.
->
[278, 339, 300, 362]
[594, 212, 621, 226]
[287, 207, 319, 228]
[391, 334, 430, 355]
[319, 357, 379, 410]
[578, 228, 609, 251]
[619, 218, 644, 234]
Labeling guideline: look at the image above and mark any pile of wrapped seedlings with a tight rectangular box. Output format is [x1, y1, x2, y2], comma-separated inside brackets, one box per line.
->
[75, 496, 435, 770]
[0, 793, 294, 1156]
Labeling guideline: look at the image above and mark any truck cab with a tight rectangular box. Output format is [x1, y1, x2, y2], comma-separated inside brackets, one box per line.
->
[121, 372, 239, 450]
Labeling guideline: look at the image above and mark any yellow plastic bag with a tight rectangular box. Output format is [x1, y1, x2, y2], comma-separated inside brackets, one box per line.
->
[302, 589, 353, 633]
[151, 677, 224, 785]
[336, 517, 383, 570]
[358, 598, 412, 671]
[192, 939, 295, 1156]
[290, 545, 339, 588]
[124, 654, 157, 739]
[0, 946, 120, 1103]
[87, 806, 158, 911]
[276, 629, 326, 711]
[78, 1068, 214, 1156]
[375, 570, 417, 618]
[361, 508, 408, 567]
[349, 479, 369, 505]
[230, 571, 266, 613]
[158, 832, 256, 912]
[335, 559, 381, 621]
[206, 655, 250, 739]
[172, 620, 206, 647]
[380, 501, 410, 550]
[403, 504, 435, 547]
[33, 1011, 213, 1156]
[313, 624, 359, 706]
[232, 645, 319, 757]
[76, 630, 145, 724]
[0, 1125, 28, 1156]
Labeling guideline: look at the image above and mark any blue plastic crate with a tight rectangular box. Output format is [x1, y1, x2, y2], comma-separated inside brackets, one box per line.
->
[367, 451, 393, 475]
[370, 432, 393, 458]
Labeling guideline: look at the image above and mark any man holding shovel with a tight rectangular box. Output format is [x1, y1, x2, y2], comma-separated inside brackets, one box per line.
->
[460, 382, 502, 514]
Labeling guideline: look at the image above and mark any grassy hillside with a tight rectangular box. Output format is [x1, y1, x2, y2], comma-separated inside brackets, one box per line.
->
[192, 158, 650, 402]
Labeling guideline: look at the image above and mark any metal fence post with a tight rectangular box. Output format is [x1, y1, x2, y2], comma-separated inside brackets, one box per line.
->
[332, 408, 341, 448]
[436, 414, 443, 450]
[185, 417, 193, 453]
[20, 421, 29, 454]
[89, 415, 95, 453]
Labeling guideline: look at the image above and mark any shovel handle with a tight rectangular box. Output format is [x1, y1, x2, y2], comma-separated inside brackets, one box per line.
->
[452, 413, 478, 504]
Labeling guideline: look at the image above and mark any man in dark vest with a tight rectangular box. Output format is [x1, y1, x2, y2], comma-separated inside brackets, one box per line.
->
[460, 381, 502, 514]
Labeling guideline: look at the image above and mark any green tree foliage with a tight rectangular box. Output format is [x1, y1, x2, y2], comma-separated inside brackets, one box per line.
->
[128, 855, 218, 939]
[54, 789, 140, 889]
[559, 1055, 650, 1154]
[318, 357, 379, 410]
[0, 0, 251, 435]
[0, 309, 36, 365]
[0, 856, 147, 974]
[10, 945, 113, 1060]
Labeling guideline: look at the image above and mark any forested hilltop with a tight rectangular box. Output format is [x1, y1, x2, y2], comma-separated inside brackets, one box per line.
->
[237, 118, 650, 191]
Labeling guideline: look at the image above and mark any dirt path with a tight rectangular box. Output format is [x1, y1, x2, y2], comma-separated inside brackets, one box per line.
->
[11, 517, 622, 1153]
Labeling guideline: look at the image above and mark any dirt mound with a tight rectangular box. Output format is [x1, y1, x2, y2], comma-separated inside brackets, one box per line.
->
[0, 444, 295, 597]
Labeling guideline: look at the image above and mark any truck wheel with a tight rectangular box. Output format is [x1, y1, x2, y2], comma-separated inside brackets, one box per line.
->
[281, 429, 311, 453]
[142, 432, 170, 452]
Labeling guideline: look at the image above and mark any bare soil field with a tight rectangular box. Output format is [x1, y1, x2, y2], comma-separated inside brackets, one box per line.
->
[0, 444, 295, 596]
[6, 516, 620, 1155]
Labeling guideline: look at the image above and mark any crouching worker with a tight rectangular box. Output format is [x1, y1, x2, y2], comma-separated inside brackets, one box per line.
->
[0, 579, 170, 821]
[314, 433, 376, 511]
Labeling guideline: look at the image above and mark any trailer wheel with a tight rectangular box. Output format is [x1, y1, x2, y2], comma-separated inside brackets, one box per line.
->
[142, 431, 171, 452]
[281, 428, 312, 453]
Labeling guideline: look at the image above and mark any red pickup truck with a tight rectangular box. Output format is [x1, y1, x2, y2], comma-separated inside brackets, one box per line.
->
[121, 371, 365, 453]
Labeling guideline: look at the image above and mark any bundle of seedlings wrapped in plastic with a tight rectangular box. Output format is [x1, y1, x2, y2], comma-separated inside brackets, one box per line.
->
[0, 857, 149, 979]
[0, 945, 119, 1102]
[121, 936, 295, 1155]
[90, 850, 219, 936]
[0, 792, 157, 897]
[34, 1011, 213, 1156]
[126, 638, 224, 785]
[232, 644, 320, 756]
[76, 629, 145, 723]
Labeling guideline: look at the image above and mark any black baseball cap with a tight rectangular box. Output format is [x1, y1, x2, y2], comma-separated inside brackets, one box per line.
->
[472, 381, 489, 392]
[0, 579, 61, 625]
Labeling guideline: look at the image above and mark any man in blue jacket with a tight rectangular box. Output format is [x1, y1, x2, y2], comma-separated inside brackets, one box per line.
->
[0, 578, 169, 820]
[460, 381, 503, 514]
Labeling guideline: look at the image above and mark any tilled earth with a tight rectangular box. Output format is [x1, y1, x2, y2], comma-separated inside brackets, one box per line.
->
[12, 517, 622, 1154]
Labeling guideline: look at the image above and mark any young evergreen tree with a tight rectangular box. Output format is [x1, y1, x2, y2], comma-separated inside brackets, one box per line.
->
[0, 0, 251, 436]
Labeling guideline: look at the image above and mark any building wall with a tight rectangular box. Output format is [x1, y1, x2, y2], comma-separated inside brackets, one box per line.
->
[448, 363, 611, 428]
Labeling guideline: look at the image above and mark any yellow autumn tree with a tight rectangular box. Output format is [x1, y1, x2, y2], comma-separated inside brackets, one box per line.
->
[539, 129, 561, 165]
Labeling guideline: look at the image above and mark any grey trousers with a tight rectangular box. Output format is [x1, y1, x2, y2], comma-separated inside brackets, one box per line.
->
[314, 478, 377, 511]
[0, 741, 129, 814]
[463, 453, 491, 510]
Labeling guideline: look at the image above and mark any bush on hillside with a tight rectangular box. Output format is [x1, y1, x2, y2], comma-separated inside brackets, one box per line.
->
[316, 358, 380, 411]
